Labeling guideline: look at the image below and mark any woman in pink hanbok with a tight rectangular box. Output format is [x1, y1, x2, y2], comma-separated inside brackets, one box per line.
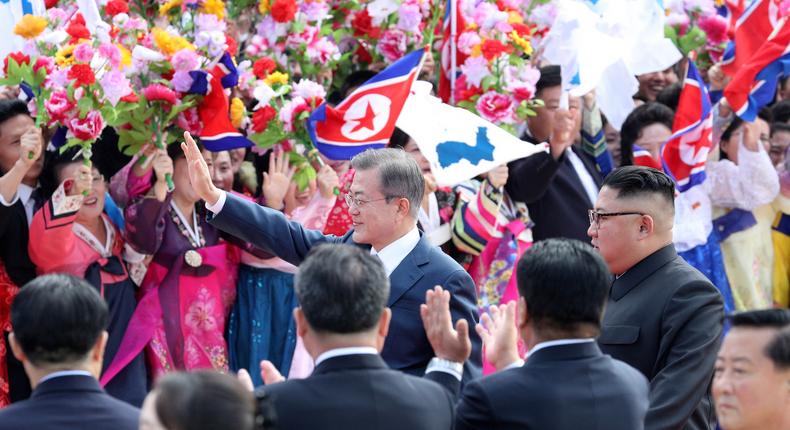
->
[106, 143, 239, 383]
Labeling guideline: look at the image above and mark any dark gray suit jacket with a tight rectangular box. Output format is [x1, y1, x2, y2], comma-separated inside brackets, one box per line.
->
[209, 192, 482, 381]
[598, 245, 724, 430]
[454, 341, 649, 430]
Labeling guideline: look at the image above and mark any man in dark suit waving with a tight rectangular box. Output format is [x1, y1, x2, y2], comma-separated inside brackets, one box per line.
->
[180, 133, 482, 381]
[589, 166, 724, 430]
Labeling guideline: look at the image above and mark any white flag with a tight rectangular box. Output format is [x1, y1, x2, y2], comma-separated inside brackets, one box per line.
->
[396, 82, 547, 187]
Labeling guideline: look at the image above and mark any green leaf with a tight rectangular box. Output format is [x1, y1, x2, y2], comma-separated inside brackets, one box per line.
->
[77, 97, 93, 117]
[457, 100, 477, 111]
[678, 27, 706, 56]
[481, 75, 497, 92]
[292, 165, 317, 192]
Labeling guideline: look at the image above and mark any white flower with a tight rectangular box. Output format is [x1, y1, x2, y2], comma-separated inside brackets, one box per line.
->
[253, 83, 276, 108]
[367, 0, 399, 26]
[132, 46, 165, 62]
[292, 79, 326, 100]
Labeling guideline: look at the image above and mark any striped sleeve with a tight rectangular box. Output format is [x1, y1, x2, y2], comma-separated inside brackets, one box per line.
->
[451, 179, 502, 256]
[581, 101, 614, 177]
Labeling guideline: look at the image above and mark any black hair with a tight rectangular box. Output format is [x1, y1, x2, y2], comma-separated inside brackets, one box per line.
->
[719, 116, 745, 161]
[767, 326, 790, 371]
[154, 371, 257, 430]
[294, 244, 389, 334]
[602, 165, 675, 207]
[515, 239, 612, 338]
[772, 100, 790, 124]
[619, 102, 674, 166]
[11, 274, 108, 366]
[327, 70, 377, 105]
[656, 82, 682, 112]
[388, 127, 410, 149]
[0, 99, 30, 137]
[535, 65, 561, 96]
[726, 309, 790, 329]
[771, 122, 790, 137]
[39, 146, 87, 200]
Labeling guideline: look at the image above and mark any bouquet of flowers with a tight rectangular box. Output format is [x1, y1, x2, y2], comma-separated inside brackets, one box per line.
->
[663, 0, 729, 69]
[450, 0, 542, 135]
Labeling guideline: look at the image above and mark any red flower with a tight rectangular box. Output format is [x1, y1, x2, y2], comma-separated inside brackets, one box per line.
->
[454, 74, 481, 102]
[66, 13, 91, 40]
[67, 111, 105, 141]
[161, 69, 174, 81]
[68, 64, 96, 86]
[481, 39, 512, 61]
[33, 57, 55, 75]
[226, 35, 238, 58]
[252, 106, 277, 133]
[270, 0, 297, 23]
[354, 44, 372, 64]
[351, 10, 380, 38]
[120, 92, 139, 103]
[3, 52, 30, 75]
[511, 23, 532, 37]
[45, 0, 58, 8]
[143, 84, 178, 105]
[104, 0, 129, 17]
[253, 58, 276, 79]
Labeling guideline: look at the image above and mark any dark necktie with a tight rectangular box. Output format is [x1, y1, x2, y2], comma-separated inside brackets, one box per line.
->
[29, 187, 45, 213]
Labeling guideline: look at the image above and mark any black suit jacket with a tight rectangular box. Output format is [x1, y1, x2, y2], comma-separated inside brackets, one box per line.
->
[598, 245, 724, 430]
[506, 144, 602, 243]
[0, 374, 140, 430]
[454, 342, 649, 430]
[210, 192, 482, 381]
[0, 199, 36, 287]
[260, 353, 455, 430]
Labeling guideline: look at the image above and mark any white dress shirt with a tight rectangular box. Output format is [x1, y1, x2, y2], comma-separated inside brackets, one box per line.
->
[502, 338, 597, 371]
[205, 190, 228, 213]
[0, 183, 36, 225]
[565, 148, 599, 206]
[370, 227, 421, 277]
[38, 370, 93, 384]
[314, 347, 378, 366]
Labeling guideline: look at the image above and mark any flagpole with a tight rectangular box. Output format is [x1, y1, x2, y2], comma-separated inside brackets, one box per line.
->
[450, 0, 457, 106]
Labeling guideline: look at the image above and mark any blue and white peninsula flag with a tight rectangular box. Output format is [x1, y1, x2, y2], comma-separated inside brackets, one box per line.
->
[396, 81, 546, 186]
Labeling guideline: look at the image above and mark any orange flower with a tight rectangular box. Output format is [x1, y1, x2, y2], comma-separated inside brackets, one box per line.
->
[14, 15, 48, 39]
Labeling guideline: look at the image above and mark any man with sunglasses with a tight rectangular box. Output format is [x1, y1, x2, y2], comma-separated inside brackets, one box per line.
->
[180, 133, 482, 383]
[589, 166, 724, 430]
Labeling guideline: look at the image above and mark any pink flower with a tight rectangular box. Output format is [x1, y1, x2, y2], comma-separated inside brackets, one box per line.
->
[177, 107, 203, 136]
[286, 26, 319, 50]
[45, 68, 70, 90]
[511, 85, 535, 102]
[397, 2, 422, 33]
[306, 37, 340, 63]
[73, 43, 94, 63]
[143, 84, 178, 105]
[476, 91, 515, 124]
[458, 31, 481, 55]
[98, 43, 121, 69]
[504, 64, 540, 102]
[377, 29, 408, 62]
[171, 48, 199, 72]
[698, 14, 728, 45]
[300, 1, 330, 21]
[460, 56, 491, 87]
[33, 57, 55, 75]
[100, 70, 132, 106]
[279, 96, 309, 132]
[47, 8, 68, 26]
[67, 111, 105, 141]
[45, 90, 76, 123]
[292, 79, 326, 101]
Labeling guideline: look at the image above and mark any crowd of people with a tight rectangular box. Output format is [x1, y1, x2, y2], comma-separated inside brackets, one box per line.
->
[1, 0, 790, 428]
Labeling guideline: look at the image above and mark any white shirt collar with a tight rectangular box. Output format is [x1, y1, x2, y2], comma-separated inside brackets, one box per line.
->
[526, 338, 596, 358]
[370, 226, 421, 277]
[18, 183, 34, 205]
[417, 193, 440, 233]
[38, 370, 93, 384]
[314, 347, 378, 366]
[565, 148, 599, 206]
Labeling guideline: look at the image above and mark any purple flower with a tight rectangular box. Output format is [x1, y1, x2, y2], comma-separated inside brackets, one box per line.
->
[74, 44, 95, 63]
[99, 43, 121, 69]
[300, 1, 330, 22]
[460, 56, 491, 87]
[306, 37, 340, 63]
[458, 31, 481, 55]
[45, 68, 70, 90]
[172, 70, 195, 93]
[194, 13, 227, 33]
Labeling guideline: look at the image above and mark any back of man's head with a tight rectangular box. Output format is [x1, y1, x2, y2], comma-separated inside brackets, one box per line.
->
[11, 274, 108, 367]
[516, 239, 612, 339]
[295, 245, 390, 334]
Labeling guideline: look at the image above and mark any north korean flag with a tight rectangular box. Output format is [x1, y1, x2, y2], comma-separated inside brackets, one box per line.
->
[660, 61, 713, 193]
[307, 48, 425, 160]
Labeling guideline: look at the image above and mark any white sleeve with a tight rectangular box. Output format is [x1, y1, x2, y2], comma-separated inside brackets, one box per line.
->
[204, 190, 227, 213]
[706, 141, 780, 210]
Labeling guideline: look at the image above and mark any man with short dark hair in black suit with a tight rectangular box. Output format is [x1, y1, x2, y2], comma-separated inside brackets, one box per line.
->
[420, 238, 649, 430]
[589, 166, 724, 430]
[0, 274, 139, 430]
[253, 244, 455, 430]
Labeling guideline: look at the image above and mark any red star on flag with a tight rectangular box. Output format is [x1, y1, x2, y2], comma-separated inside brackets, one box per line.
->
[350, 102, 377, 133]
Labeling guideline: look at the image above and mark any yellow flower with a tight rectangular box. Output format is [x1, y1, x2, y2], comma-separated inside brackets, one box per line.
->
[14, 14, 48, 39]
[258, 0, 270, 14]
[55, 45, 76, 67]
[264, 71, 289, 86]
[200, 0, 226, 20]
[118, 45, 132, 68]
[152, 28, 195, 56]
[159, 0, 182, 16]
[466, 22, 478, 31]
[509, 31, 533, 56]
[470, 44, 482, 58]
[230, 97, 246, 129]
[714, 0, 724, 6]
[507, 11, 523, 25]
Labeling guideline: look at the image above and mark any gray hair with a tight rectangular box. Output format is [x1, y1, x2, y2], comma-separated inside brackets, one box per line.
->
[350, 148, 424, 218]
[295, 244, 390, 334]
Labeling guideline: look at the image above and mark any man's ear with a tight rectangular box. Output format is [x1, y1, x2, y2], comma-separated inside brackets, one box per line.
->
[517, 297, 529, 329]
[397, 197, 411, 218]
[638, 214, 655, 238]
[294, 308, 308, 339]
[8, 332, 26, 363]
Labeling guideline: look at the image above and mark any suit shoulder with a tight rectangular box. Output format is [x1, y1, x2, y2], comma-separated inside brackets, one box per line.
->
[648, 256, 719, 297]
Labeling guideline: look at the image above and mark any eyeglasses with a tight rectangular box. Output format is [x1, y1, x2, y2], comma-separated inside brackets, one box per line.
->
[588, 209, 644, 227]
[344, 193, 394, 209]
